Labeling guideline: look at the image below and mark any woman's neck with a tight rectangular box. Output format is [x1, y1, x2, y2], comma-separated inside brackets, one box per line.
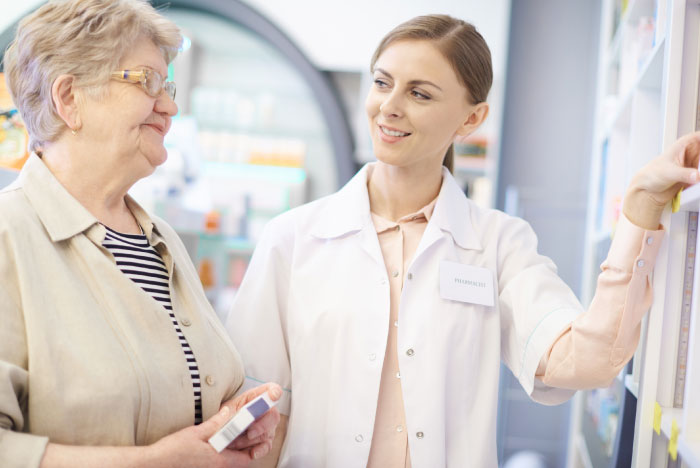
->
[367, 161, 443, 221]
[40, 142, 141, 234]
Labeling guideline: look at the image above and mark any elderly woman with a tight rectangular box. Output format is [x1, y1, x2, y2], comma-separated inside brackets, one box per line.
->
[0, 1, 280, 467]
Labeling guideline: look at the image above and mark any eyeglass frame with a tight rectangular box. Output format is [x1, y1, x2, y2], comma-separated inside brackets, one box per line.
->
[110, 68, 176, 100]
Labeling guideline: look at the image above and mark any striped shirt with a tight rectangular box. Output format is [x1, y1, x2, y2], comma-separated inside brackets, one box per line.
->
[101, 225, 203, 425]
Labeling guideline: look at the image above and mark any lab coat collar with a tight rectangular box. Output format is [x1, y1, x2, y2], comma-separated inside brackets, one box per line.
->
[310, 163, 482, 251]
[19, 153, 159, 243]
[432, 166, 483, 251]
[309, 164, 372, 239]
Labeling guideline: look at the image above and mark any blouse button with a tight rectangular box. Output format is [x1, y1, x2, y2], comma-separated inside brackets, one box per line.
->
[637, 259, 645, 268]
[181, 318, 192, 327]
[205, 375, 215, 386]
[646, 237, 654, 245]
[392, 270, 399, 278]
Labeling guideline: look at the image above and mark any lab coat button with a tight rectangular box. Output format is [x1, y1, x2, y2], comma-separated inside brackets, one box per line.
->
[355, 434, 364, 443]
[369, 353, 376, 361]
[181, 318, 192, 327]
[406, 348, 415, 357]
[396, 372, 401, 379]
[416, 431, 424, 439]
[407, 273, 413, 280]
[205, 375, 215, 386]
[637, 259, 645, 268]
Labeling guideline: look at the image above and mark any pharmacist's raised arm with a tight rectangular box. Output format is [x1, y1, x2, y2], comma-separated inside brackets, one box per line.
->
[537, 132, 700, 389]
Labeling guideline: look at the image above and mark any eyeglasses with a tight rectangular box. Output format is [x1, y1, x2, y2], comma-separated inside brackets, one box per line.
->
[110, 68, 176, 100]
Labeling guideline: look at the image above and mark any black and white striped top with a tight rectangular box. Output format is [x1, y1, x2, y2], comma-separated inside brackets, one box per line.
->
[102, 225, 203, 425]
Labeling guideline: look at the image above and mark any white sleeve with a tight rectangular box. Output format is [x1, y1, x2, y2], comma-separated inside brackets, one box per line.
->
[225, 218, 293, 414]
[497, 216, 582, 405]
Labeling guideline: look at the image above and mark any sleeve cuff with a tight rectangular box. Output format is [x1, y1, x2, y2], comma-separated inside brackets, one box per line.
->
[606, 214, 664, 271]
[517, 307, 580, 399]
[238, 376, 291, 416]
[0, 429, 49, 468]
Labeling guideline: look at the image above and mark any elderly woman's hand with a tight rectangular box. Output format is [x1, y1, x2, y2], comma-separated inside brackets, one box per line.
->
[623, 132, 700, 229]
[145, 383, 281, 467]
[219, 383, 283, 456]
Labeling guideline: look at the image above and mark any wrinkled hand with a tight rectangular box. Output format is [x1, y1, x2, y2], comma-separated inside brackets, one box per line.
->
[147, 405, 256, 468]
[624, 132, 700, 229]
[220, 383, 282, 459]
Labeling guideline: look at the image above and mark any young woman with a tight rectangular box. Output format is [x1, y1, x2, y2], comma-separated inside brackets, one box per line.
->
[227, 15, 699, 467]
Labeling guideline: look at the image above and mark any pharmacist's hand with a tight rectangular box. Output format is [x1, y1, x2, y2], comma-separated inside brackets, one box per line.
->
[147, 406, 256, 467]
[624, 132, 700, 229]
[220, 383, 282, 457]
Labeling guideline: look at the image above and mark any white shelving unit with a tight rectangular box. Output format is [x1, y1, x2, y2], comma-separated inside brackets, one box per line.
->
[569, 0, 700, 467]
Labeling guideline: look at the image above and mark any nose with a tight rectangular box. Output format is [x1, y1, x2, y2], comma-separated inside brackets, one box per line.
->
[155, 91, 178, 117]
[379, 89, 404, 119]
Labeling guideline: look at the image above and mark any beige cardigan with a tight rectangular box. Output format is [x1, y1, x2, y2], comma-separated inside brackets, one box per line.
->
[0, 155, 244, 468]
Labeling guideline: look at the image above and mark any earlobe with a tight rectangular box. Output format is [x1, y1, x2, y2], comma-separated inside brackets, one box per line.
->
[457, 102, 489, 136]
[52, 74, 81, 132]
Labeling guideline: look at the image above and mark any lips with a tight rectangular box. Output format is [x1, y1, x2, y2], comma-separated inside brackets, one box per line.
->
[377, 124, 411, 144]
[143, 121, 168, 136]
[379, 124, 411, 137]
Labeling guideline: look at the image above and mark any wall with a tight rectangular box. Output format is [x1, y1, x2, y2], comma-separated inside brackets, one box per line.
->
[496, 1, 602, 467]
[239, 0, 510, 76]
[0, 0, 511, 78]
[0, 1, 43, 35]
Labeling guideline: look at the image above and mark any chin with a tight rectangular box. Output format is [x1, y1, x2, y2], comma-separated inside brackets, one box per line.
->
[373, 149, 410, 168]
[143, 146, 168, 168]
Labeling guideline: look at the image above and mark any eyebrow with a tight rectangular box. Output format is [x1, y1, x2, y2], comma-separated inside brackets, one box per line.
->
[374, 67, 443, 92]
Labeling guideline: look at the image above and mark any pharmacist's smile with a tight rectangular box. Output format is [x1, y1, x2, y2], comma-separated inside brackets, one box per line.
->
[378, 124, 411, 143]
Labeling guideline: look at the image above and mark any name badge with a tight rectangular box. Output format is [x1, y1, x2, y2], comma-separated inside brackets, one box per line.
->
[439, 260, 494, 307]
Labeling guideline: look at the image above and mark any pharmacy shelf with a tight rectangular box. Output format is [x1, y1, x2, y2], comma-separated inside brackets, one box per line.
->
[175, 229, 256, 254]
[679, 183, 700, 212]
[678, 438, 700, 467]
[573, 0, 700, 467]
[659, 406, 683, 440]
[454, 156, 487, 176]
[601, 37, 665, 141]
[625, 374, 639, 399]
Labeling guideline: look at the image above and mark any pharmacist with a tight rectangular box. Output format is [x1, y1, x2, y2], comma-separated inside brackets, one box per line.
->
[227, 14, 697, 468]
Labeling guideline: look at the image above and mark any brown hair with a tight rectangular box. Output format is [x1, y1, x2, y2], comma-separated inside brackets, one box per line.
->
[3, 0, 181, 152]
[370, 15, 493, 173]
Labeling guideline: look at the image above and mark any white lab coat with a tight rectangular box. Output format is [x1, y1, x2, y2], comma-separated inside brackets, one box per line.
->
[227, 164, 580, 467]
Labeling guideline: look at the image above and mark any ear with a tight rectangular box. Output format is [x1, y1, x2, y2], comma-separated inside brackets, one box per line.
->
[51, 74, 82, 131]
[456, 102, 489, 137]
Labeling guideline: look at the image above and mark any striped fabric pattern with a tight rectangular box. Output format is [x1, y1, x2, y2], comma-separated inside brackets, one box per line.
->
[101, 225, 203, 425]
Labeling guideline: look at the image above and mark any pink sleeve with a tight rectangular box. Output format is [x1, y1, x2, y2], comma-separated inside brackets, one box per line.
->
[536, 215, 665, 389]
